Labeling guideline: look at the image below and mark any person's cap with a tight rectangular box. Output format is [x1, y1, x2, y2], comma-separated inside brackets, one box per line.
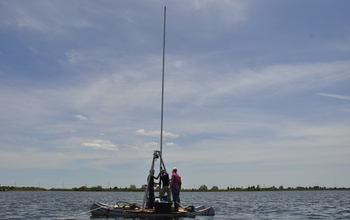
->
[173, 167, 177, 170]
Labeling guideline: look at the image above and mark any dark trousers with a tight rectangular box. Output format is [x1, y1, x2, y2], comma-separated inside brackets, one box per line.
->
[171, 185, 179, 210]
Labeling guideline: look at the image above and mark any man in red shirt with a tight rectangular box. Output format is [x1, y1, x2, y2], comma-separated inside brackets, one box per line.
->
[170, 167, 182, 211]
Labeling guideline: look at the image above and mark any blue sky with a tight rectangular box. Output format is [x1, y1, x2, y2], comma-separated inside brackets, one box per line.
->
[1, 0, 350, 189]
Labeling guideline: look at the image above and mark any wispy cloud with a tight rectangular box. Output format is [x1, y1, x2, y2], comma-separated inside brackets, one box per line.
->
[0, 1, 93, 33]
[316, 93, 350, 100]
[73, 115, 88, 121]
[135, 129, 180, 138]
[81, 140, 118, 151]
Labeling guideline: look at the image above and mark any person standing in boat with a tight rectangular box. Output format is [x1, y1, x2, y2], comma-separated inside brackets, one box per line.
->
[154, 169, 172, 202]
[170, 167, 181, 211]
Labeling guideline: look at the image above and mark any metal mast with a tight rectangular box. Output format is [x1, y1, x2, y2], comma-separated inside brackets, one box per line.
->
[160, 6, 166, 162]
[142, 7, 167, 209]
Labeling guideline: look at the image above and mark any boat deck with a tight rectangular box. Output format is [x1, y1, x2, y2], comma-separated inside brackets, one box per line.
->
[91, 202, 215, 217]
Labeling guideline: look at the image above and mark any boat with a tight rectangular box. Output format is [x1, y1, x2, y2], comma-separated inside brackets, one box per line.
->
[91, 200, 215, 218]
[90, 7, 215, 218]
[91, 151, 215, 217]
[90, 150, 215, 217]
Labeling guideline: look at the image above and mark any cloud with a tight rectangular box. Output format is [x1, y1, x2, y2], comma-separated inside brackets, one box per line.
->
[169, 0, 250, 34]
[0, 147, 142, 170]
[135, 129, 180, 138]
[135, 129, 158, 137]
[81, 140, 118, 151]
[0, 1, 93, 33]
[316, 93, 350, 100]
[163, 132, 181, 138]
[73, 115, 88, 121]
[166, 142, 176, 146]
[161, 59, 350, 109]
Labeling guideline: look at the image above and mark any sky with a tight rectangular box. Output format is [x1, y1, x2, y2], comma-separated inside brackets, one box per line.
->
[1, 0, 350, 190]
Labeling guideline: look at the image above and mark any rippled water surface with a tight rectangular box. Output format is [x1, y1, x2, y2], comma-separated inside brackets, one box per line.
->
[0, 190, 349, 219]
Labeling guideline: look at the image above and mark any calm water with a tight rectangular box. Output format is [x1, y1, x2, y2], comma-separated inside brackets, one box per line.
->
[0, 191, 349, 219]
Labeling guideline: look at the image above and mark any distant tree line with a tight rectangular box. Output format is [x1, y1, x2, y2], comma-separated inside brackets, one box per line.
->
[1, 185, 349, 192]
[0, 186, 47, 191]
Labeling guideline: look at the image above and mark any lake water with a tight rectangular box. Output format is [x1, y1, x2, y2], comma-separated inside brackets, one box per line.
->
[0, 191, 349, 219]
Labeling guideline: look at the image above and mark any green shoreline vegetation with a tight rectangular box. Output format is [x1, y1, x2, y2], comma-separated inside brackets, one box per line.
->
[1, 185, 349, 192]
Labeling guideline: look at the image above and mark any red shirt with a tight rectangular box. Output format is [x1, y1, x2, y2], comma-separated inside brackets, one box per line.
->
[171, 173, 180, 186]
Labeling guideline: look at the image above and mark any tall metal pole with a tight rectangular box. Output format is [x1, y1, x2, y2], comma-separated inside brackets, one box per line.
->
[142, 7, 167, 209]
[160, 6, 166, 163]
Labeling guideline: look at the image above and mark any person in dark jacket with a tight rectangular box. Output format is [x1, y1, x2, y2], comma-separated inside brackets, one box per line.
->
[154, 170, 172, 202]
